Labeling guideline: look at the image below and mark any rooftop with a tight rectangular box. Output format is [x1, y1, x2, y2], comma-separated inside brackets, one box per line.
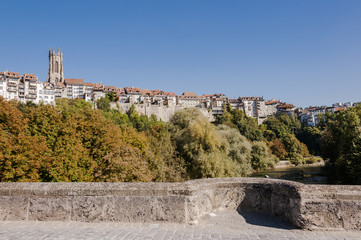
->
[65, 78, 84, 85]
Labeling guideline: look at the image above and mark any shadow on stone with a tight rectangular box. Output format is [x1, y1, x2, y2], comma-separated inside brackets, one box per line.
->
[236, 184, 300, 230]
[237, 210, 296, 230]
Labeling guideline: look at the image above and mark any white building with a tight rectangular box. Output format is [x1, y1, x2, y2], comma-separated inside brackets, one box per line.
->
[0, 71, 20, 101]
[64, 78, 85, 99]
[179, 92, 201, 108]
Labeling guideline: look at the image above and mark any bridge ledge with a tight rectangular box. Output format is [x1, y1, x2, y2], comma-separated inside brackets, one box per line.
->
[0, 178, 360, 231]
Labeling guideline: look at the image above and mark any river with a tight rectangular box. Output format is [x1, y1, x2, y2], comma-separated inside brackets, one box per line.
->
[251, 165, 328, 184]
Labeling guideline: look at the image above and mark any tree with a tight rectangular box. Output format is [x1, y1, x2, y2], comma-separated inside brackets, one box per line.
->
[297, 126, 322, 155]
[0, 98, 51, 182]
[216, 125, 253, 176]
[269, 138, 287, 159]
[321, 107, 361, 184]
[262, 114, 301, 140]
[106, 92, 118, 102]
[216, 107, 262, 141]
[146, 123, 186, 182]
[251, 141, 278, 171]
[282, 133, 309, 159]
[96, 97, 111, 112]
[170, 109, 254, 178]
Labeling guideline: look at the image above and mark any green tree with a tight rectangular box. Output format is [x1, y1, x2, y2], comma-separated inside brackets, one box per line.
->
[216, 125, 253, 176]
[216, 107, 262, 141]
[146, 123, 186, 182]
[96, 97, 111, 112]
[282, 133, 309, 159]
[251, 141, 278, 171]
[170, 109, 254, 178]
[106, 92, 118, 102]
[297, 126, 322, 155]
[321, 107, 361, 184]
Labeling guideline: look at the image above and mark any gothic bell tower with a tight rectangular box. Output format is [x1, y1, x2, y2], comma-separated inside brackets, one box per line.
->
[47, 48, 64, 83]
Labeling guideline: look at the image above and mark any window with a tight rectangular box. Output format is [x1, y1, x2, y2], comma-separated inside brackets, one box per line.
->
[55, 61, 59, 73]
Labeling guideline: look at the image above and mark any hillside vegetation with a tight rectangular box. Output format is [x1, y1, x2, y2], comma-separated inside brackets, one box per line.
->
[1, 98, 359, 184]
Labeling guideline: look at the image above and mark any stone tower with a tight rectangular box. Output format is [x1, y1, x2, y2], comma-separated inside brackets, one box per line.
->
[47, 48, 64, 83]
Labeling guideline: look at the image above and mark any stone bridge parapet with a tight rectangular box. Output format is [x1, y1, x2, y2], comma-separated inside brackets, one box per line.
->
[0, 178, 360, 230]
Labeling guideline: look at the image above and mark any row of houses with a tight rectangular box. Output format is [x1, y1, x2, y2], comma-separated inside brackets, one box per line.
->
[0, 70, 294, 122]
[299, 101, 361, 127]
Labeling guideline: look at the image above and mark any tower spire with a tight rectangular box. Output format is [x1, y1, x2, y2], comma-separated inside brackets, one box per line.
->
[47, 48, 64, 84]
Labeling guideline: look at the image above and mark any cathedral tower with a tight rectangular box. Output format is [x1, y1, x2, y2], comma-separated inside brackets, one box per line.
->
[47, 48, 64, 83]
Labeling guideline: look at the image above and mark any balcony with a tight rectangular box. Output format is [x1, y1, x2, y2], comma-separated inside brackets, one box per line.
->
[8, 82, 17, 86]
[29, 83, 37, 89]
[7, 87, 17, 92]
[28, 90, 37, 94]
[26, 94, 37, 99]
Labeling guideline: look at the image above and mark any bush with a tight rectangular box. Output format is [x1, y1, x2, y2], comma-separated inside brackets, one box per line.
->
[290, 153, 304, 166]
[304, 156, 322, 164]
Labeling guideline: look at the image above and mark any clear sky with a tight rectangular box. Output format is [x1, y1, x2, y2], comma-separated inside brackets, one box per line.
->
[1, 0, 361, 107]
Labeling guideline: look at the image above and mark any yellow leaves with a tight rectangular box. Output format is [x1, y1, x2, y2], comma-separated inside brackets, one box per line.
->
[96, 140, 153, 182]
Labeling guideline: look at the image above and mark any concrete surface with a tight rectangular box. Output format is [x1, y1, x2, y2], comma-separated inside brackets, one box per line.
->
[0, 210, 360, 240]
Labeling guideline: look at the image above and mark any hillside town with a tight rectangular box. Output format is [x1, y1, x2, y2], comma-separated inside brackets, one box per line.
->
[0, 49, 359, 124]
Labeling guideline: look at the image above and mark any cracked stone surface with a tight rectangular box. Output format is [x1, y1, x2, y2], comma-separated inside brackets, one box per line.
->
[0, 210, 359, 240]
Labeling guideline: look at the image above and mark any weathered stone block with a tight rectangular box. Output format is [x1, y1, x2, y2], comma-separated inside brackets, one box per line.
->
[0, 196, 28, 220]
[28, 197, 71, 221]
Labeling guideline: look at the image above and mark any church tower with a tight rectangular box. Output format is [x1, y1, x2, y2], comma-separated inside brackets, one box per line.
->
[47, 48, 64, 83]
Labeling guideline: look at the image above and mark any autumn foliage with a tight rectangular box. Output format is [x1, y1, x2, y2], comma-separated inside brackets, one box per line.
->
[1, 98, 314, 182]
[0, 98, 183, 182]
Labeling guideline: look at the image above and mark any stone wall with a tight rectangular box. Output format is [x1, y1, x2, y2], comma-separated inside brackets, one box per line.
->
[110, 102, 214, 122]
[0, 178, 360, 230]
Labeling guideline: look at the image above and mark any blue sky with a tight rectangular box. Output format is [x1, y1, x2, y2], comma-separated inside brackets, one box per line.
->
[1, 0, 361, 107]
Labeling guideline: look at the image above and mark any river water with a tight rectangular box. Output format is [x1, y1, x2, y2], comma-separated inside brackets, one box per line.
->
[251, 166, 328, 184]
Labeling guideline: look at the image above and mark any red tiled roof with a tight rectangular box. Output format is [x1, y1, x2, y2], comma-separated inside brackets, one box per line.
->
[92, 83, 104, 90]
[278, 103, 295, 109]
[334, 107, 346, 112]
[239, 97, 264, 101]
[84, 82, 94, 87]
[265, 100, 278, 105]
[5, 71, 20, 77]
[140, 90, 152, 96]
[65, 78, 84, 85]
[180, 95, 200, 99]
[164, 92, 176, 96]
[55, 82, 66, 88]
[23, 73, 37, 80]
[182, 92, 197, 96]
[103, 85, 118, 92]
[125, 87, 141, 93]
